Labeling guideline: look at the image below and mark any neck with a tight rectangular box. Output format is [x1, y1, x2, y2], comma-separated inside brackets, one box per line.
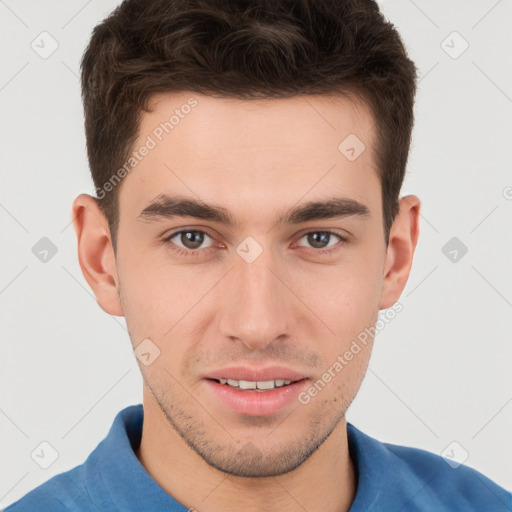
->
[135, 395, 357, 512]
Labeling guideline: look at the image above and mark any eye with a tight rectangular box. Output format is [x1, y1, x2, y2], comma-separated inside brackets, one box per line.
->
[295, 231, 346, 255]
[163, 229, 217, 256]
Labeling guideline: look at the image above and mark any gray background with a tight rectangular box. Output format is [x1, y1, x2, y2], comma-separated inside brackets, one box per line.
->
[1, 0, 511, 507]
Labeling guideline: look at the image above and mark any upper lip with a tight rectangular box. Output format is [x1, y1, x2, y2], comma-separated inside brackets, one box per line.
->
[205, 366, 308, 382]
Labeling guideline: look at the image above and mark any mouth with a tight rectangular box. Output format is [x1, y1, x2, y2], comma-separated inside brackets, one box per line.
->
[203, 372, 310, 416]
[209, 377, 297, 391]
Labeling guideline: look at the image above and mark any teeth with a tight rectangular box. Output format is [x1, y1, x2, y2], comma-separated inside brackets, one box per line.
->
[256, 380, 274, 390]
[240, 380, 257, 390]
[217, 378, 293, 390]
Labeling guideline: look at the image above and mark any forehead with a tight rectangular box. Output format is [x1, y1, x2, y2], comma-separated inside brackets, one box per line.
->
[119, 91, 380, 226]
[143, 91, 375, 153]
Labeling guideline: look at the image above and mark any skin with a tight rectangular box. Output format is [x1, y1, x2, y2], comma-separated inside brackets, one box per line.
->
[72, 91, 420, 512]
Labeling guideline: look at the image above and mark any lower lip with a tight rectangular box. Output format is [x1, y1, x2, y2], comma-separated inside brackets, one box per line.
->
[204, 379, 309, 416]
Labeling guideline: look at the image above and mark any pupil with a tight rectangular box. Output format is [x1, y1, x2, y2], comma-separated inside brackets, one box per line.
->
[309, 232, 329, 249]
[182, 231, 203, 249]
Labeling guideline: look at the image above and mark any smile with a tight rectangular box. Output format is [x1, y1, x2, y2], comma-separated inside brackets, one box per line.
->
[216, 378, 293, 390]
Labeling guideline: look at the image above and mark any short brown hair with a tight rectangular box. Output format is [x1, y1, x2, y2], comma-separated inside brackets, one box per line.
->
[80, 0, 417, 249]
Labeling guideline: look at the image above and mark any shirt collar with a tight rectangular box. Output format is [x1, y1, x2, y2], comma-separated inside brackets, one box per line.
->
[83, 404, 417, 512]
[84, 404, 186, 511]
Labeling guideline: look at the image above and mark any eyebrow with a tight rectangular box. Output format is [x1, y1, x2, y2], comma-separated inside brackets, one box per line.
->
[137, 194, 370, 227]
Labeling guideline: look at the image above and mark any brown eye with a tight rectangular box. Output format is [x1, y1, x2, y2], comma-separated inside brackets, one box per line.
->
[164, 229, 215, 253]
[297, 231, 342, 250]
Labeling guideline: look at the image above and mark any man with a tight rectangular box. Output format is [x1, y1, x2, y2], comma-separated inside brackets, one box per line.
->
[4, 0, 511, 511]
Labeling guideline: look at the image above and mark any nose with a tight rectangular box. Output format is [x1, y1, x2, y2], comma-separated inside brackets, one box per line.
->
[218, 246, 293, 351]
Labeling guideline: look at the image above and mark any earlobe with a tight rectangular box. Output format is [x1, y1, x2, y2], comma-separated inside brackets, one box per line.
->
[71, 194, 124, 316]
[379, 195, 421, 310]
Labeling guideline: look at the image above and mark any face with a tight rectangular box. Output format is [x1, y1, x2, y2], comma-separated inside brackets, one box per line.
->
[75, 91, 417, 478]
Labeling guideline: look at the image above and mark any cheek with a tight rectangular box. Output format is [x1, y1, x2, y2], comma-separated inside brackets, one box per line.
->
[307, 260, 381, 398]
[116, 249, 178, 339]
[117, 250, 222, 346]
[292, 249, 383, 340]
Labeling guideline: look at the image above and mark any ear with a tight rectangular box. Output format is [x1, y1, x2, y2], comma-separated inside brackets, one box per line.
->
[379, 195, 421, 310]
[71, 194, 124, 316]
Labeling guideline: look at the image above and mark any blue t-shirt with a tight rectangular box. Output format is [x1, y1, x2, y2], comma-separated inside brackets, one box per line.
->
[3, 404, 511, 511]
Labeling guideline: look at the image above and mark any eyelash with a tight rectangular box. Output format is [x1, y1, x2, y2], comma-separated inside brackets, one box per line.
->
[162, 229, 348, 258]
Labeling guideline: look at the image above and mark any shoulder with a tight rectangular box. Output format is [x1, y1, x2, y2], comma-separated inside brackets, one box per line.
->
[2, 466, 94, 512]
[388, 442, 511, 509]
[3, 405, 142, 512]
[347, 423, 512, 511]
